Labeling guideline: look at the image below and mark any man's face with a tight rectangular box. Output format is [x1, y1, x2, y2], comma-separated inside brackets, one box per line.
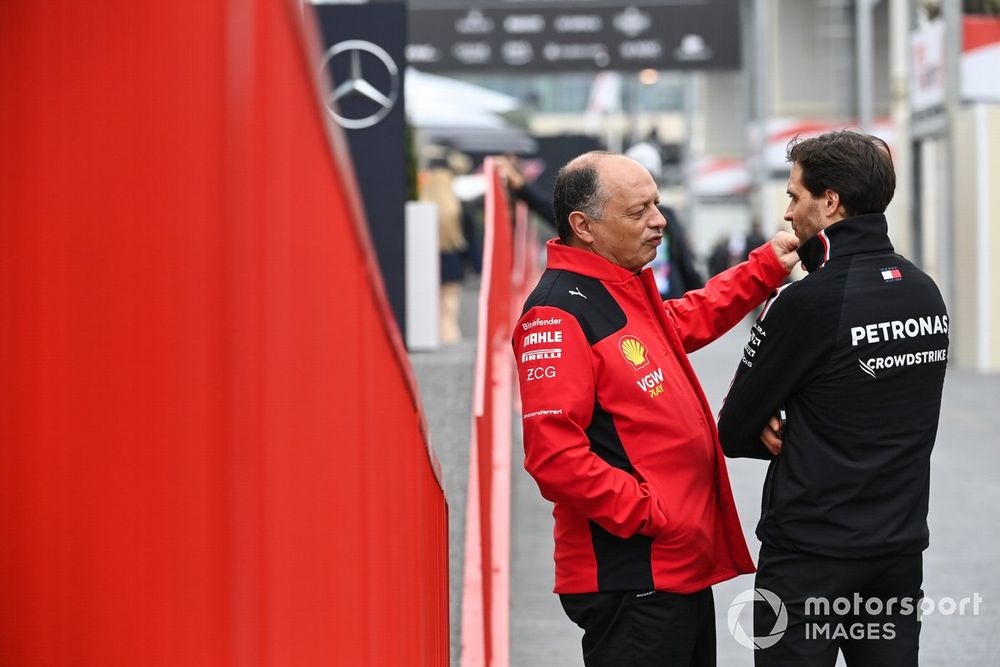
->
[784, 163, 825, 244]
[587, 157, 666, 272]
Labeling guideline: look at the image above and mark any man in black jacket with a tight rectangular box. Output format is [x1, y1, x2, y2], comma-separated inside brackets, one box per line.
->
[718, 131, 948, 666]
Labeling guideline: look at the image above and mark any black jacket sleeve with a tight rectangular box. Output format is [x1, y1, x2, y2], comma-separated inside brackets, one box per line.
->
[717, 282, 837, 459]
[513, 181, 557, 230]
[669, 225, 705, 292]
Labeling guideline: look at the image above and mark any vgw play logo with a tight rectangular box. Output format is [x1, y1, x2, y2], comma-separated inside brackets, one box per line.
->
[727, 588, 788, 649]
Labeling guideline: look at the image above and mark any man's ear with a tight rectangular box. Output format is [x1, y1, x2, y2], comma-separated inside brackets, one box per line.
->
[823, 189, 845, 221]
[568, 211, 594, 244]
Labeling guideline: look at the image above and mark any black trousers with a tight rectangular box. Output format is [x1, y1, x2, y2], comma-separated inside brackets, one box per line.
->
[559, 588, 716, 667]
[754, 545, 923, 667]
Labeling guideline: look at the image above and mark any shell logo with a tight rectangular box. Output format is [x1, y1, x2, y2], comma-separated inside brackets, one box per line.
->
[619, 335, 649, 370]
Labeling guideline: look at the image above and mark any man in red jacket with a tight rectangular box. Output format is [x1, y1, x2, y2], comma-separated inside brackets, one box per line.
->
[513, 151, 800, 666]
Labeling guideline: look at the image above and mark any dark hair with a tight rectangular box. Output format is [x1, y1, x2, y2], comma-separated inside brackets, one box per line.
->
[553, 154, 609, 242]
[786, 130, 895, 216]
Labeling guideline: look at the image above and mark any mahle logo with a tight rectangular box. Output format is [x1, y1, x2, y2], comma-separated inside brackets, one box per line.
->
[728, 588, 788, 650]
[619, 335, 649, 370]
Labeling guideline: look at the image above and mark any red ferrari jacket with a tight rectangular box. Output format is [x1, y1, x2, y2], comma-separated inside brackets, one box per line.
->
[513, 239, 788, 594]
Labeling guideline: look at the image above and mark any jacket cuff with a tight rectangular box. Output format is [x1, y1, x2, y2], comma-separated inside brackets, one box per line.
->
[750, 241, 790, 287]
[638, 500, 669, 537]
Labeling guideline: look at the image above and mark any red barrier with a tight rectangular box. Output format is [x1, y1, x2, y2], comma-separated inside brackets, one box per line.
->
[461, 161, 514, 666]
[0, 2, 447, 665]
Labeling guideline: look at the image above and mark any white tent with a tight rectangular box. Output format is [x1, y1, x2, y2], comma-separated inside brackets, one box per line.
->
[405, 68, 519, 125]
[405, 68, 536, 154]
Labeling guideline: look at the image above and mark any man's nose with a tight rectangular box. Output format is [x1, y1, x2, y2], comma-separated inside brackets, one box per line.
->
[651, 210, 667, 229]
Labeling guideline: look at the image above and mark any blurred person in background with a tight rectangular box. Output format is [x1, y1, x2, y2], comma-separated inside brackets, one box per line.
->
[736, 219, 767, 263]
[647, 205, 703, 299]
[419, 147, 470, 343]
[707, 220, 767, 278]
[707, 233, 732, 278]
[718, 131, 949, 666]
[513, 151, 800, 666]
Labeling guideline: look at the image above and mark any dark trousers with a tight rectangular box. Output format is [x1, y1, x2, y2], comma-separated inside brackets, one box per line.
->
[559, 588, 716, 667]
[754, 545, 923, 667]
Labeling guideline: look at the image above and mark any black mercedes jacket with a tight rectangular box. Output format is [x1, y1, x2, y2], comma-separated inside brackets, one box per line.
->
[718, 214, 949, 558]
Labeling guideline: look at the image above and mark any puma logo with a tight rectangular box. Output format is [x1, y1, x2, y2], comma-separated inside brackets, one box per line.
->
[568, 287, 587, 299]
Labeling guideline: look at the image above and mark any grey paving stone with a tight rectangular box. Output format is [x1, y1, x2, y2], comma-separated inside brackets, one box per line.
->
[409, 279, 480, 667]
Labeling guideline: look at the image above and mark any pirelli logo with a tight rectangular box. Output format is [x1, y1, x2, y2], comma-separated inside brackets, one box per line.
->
[522, 348, 562, 362]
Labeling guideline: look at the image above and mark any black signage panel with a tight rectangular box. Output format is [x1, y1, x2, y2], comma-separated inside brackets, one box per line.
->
[408, 1, 741, 72]
[315, 3, 408, 334]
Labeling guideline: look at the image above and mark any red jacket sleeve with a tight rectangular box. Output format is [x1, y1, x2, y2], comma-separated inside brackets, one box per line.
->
[513, 305, 669, 539]
[664, 243, 789, 353]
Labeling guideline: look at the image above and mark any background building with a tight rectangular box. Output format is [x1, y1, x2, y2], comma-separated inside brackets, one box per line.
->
[424, 0, 999, 371]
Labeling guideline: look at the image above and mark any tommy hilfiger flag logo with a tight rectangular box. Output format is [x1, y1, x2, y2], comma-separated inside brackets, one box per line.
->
[881, 267, 903, 282]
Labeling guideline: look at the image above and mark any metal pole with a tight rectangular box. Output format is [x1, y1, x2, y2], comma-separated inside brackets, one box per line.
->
[888, 0, 914, 257]
[683, 71, 698, 227]
[607, 73, 624, 154]
[856, 0, 874, 131]
[752, 0, 770, 225]
[629, 74, 642, 147]
[941, 0, 960, 313]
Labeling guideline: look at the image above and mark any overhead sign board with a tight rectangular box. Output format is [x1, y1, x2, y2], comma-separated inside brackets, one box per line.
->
[408, 0, 742, 72]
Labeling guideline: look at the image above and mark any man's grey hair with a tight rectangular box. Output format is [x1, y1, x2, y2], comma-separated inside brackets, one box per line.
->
[552, 151, 613, 242]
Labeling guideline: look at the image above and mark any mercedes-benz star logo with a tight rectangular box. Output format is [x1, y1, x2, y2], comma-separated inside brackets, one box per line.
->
[319, 39, 400, 130]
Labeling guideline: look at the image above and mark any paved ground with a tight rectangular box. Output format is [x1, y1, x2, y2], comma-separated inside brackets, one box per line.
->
[409, 280, 480, 667]
[413, 279, 1000, 666]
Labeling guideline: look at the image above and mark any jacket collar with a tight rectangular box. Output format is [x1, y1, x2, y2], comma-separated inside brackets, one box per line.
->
[544, 238, 640, 283]
[799, 213, 895, 273]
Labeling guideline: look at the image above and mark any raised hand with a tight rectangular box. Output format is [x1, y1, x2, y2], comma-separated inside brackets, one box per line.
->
[770, 231, 800, 272]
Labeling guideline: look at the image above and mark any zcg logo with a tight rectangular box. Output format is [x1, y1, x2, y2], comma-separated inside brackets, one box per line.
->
[525, 366, 556, 382]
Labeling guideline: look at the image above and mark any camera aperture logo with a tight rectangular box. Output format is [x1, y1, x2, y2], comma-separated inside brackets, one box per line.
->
[728, 588, 788, 649]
